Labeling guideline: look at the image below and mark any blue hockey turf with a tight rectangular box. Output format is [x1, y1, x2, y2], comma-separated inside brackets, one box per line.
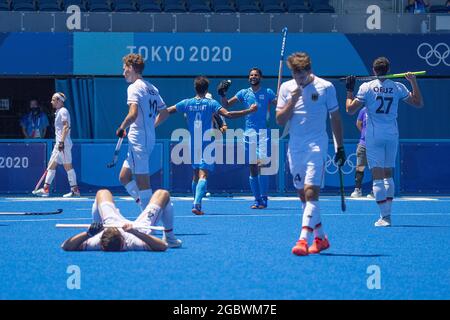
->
[0, 195, 449, 300]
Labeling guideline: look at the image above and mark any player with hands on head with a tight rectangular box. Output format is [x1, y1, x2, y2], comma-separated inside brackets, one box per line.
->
[276, 52, 345, 256]
[61, 188, 181, 251]
[346, 57, 424, 227]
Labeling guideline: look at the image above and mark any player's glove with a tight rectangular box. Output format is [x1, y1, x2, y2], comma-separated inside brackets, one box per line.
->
[58, 141, 64, 151]
[116, 128, 126, 138]
[217, 80, 231, 97]
[334, 146, 346, 167]
[87, 222, 104, 237]
[345, 76, 356, 92]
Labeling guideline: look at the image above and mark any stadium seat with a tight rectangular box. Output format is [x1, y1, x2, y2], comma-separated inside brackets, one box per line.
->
[12, 0, 37, 11]
[88, 0, 112, 11]
[210, 0, 236, 13]
[163, 0, 187, 12]
[186, 0, 211, 12]
[63, 0, 88, 11]
[429, 5, 449, 13]
[38, 0, 62, 11]
[114, 0, 138, 11]
[138, 0, 162, 12]
[0, 0, 11, 10]
[285, 0, 310, 13]
[235, 0, 261, 12]
[260, 0, 285, 13]
[309, 0, 334, 13]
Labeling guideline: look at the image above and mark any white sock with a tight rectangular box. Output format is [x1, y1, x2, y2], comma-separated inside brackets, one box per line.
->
[162, 202, 175, 239]
[138, 189, 153, 211]
[125, 180, 140, 202]
[384, 178, 395, 215]
[140, 203, 163, 230]
[299, 201, 318, 240]
[45, 169, 56, 186]
[373, 179, 389, 218]
[312, 206, 325, 239]
[67, 169, 77, 187]
[91, 200, 102, 223]
[301, 201, 306, 213]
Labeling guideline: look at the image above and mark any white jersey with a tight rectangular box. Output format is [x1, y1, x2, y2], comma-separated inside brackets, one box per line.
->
[127, 79, 166, 150]
[277, 76, 339, 151]
[54, 107, 72, 146]
[355, 79, 410, 138]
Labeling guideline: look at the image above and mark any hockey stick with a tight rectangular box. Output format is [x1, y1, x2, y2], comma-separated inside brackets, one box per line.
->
[339, 71, 426, 82]
[55, 223, 164, 231]
[107, 137, 124, 168]
[0, 209, 63, 216]
[33, 150, 60, 193]
[268, 27, 288, 127]
[338, 166, 346, 212]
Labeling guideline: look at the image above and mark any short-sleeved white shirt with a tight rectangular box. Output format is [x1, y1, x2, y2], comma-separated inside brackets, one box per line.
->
[277, 76, 339, 151]
[355, 79, 410, 137]
[54, 107, 72, 146]
[127, 79, 166, 149]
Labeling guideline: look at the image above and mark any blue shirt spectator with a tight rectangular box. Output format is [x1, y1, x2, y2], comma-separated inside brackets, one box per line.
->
[20, 99, 49, 138]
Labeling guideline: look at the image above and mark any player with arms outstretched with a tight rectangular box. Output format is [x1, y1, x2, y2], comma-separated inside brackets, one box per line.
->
[33, 92, 80, 198]
[116, 53, 167, 211]
[156, 76, 257, 215]
[346, 57, 423, 227]
[276, 52, 346, 256]
[218, 68, 277, 209]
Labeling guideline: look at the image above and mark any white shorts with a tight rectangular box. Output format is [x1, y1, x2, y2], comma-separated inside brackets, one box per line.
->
[51, 143, 72, 165]
[97, 202, 161, 235]
[365, 137, 398, 169]
[287, 146, 326, 189]
[122, 143, 154, 175]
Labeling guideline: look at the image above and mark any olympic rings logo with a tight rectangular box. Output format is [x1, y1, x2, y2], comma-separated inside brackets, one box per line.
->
[417, 42, 450, 67]
[325, 153, 357, 175]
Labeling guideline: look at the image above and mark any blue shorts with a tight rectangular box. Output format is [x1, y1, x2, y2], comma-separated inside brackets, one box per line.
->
[192, 160, 215, 172]
[244, 129, 271, 164]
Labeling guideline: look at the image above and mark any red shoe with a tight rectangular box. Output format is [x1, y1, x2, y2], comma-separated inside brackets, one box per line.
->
[292, 239, 309, 256]
[308, 236, 330, 254]
[192, 204, 204, 216]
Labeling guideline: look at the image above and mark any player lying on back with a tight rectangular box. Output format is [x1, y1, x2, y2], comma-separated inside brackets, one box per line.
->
[218, 68, 277, 209]
[156, 76, 257, 215]
[276, 52, 346, 256]
[346, 57, 423, 227]
[61, 188, 181, 251]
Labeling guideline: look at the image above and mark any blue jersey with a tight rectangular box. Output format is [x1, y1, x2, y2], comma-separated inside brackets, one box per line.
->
[176, 97, 222, 138]
[235, 87, 276, 131]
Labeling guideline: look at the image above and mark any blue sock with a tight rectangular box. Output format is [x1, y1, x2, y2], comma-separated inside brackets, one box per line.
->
[249, 176, 261, 201]
[259, 175, 269, 198]
[194, 179, 207, 205]
[192, 180, 198, 199]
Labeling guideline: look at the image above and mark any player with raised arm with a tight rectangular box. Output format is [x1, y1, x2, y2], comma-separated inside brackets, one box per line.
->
[218, 68, 277, 209]
[346, 57, 424, 227]
[61, 188, 181, 251]
[276, 52, 346, 256]
[116, 53, 168, 211]
[33, 92, 80, 198]
[156, 76, 257, 215]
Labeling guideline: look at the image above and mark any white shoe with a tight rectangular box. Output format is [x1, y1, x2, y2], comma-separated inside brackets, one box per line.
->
[63, 189, 80, 198]
[32, 188, 49, 197]
[163, 235, 182, 248]
[367, 192, 375, 199]
[374, 216, 391, 227]
[351, 188, 362, 198]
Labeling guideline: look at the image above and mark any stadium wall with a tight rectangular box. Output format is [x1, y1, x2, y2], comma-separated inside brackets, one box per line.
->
[1, 139, 449, 195]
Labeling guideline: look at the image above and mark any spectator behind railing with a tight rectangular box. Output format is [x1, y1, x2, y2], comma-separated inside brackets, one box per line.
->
[20, 99, 50, 139]
[406, 0, 430, 13]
